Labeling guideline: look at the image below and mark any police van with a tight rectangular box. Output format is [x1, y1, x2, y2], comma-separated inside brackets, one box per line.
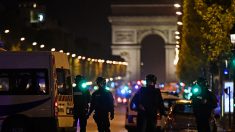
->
[0, 51, 74, 131]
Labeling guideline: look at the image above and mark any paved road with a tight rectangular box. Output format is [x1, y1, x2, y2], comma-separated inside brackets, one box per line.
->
[75, 104, 128, 132]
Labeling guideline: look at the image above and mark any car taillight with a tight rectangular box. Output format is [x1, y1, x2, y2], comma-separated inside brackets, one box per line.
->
[123, 98, 127, 103]
[117, 97, 122, 103]
[54, 100, 58, 116]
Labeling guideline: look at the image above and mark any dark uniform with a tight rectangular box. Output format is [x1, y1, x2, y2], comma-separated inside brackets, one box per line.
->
[191, 77, 217, 132]
[130, 74, 165, 132]
[73, 75, 91, 132]
[87, 77, 114, 132]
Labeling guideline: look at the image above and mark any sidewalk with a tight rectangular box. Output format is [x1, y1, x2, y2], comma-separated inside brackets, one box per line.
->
[217, 116, 235, 132]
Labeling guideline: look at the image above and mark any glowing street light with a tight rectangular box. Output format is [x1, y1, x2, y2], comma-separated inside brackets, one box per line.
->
[174, 3, 181, 8]
[51, 48, 56, 51]
[175, 35, 180, 40]
[175, 31, 180, 35]
[72, 54, 76, 58]
[32, 42, 37, 46]
[4, 29, 10, 34]
[20, 37, 25, 41]
[176, 11, 182, 15]
[40, 44, 45, 48]
[177, 21, 183, 25]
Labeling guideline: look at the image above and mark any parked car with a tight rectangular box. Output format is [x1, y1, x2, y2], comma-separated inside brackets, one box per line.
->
[125, 91, 180, 132]
[164, 99, 217, 132]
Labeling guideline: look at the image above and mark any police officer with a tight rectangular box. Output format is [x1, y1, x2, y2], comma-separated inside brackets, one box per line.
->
[73, 75, 91, 132]
[191, 77, 217, 132]
[130, 74, 165, 132]
[87, 77, 114, 132]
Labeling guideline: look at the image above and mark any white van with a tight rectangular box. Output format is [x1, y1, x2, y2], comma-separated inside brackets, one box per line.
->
[0, 51, 74, 131]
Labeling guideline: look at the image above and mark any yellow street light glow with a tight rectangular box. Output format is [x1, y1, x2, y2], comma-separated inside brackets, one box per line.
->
[176, 11, 182, 15]
[20, 37, 25, 41]
[4, 29, 10, 34]
[82, 56, 86, 60]
[175, 36, 180, 39]
[175, 31, 180, 35]
[78, 56, 82, 59]
[177, 21, 183, 25]
[174, 3, 181, 8]
[32, 42, 37, 46]
[176, 41, 179, 44]
[40, 44, 45, 48]
[33, 3, 37, 8]
[176, 45, 180, 48]
[51, 48, 56, 51]
[66, 52, 70, 56]
[88, 58, 91, 61]
[59, 50, 63, 53]
[72, 54, 76, 58]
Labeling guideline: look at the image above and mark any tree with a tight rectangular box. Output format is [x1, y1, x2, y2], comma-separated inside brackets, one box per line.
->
[194, 0, 235, 61]
[177, 0, 207, 83]
[177, 0, 235, 83]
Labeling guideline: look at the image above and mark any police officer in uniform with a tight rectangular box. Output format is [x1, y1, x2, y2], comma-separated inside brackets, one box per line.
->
[130, 74, 165, 132]
[87, 77, 114, 132]
[73, 75, 91, 132]
[191, 77, 217, 132]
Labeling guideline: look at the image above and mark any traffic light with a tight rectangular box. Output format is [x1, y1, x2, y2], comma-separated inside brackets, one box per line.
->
[81, 81, 87, 89]
[230, 54, 235, 69]
[191, 84, 201, 95]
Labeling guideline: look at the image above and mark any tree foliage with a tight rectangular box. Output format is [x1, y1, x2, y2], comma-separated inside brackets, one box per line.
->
[194, 0, 235, 61]
[177, 0, 207, 83]
[177, 0, 235, 83]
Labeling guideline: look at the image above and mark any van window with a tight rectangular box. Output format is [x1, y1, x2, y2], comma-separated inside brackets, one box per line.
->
[56, 69, 72, 95]
[0, 69, 49, 95]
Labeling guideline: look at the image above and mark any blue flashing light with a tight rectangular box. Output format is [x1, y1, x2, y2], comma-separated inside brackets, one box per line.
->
[124, 86, 129, 90]
[134, 85, 139, 89]
[159, 83, 164, 88]
[111, 82, 115, 88]
[224, 69, 229, 75]
[121, 89, 126, 94]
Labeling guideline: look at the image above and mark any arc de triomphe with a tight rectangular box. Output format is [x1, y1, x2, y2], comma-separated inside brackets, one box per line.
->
[109, 4, 178, 82]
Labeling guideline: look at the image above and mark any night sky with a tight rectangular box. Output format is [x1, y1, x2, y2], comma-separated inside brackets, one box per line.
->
[0, 0, 113, 58]
[46, 0, 112, 46]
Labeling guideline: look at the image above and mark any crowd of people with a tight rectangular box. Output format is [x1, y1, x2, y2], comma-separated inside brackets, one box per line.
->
[73, 74, 217, 132]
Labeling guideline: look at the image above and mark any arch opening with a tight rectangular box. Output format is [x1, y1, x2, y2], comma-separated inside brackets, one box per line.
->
[140, 34, 165, 82]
